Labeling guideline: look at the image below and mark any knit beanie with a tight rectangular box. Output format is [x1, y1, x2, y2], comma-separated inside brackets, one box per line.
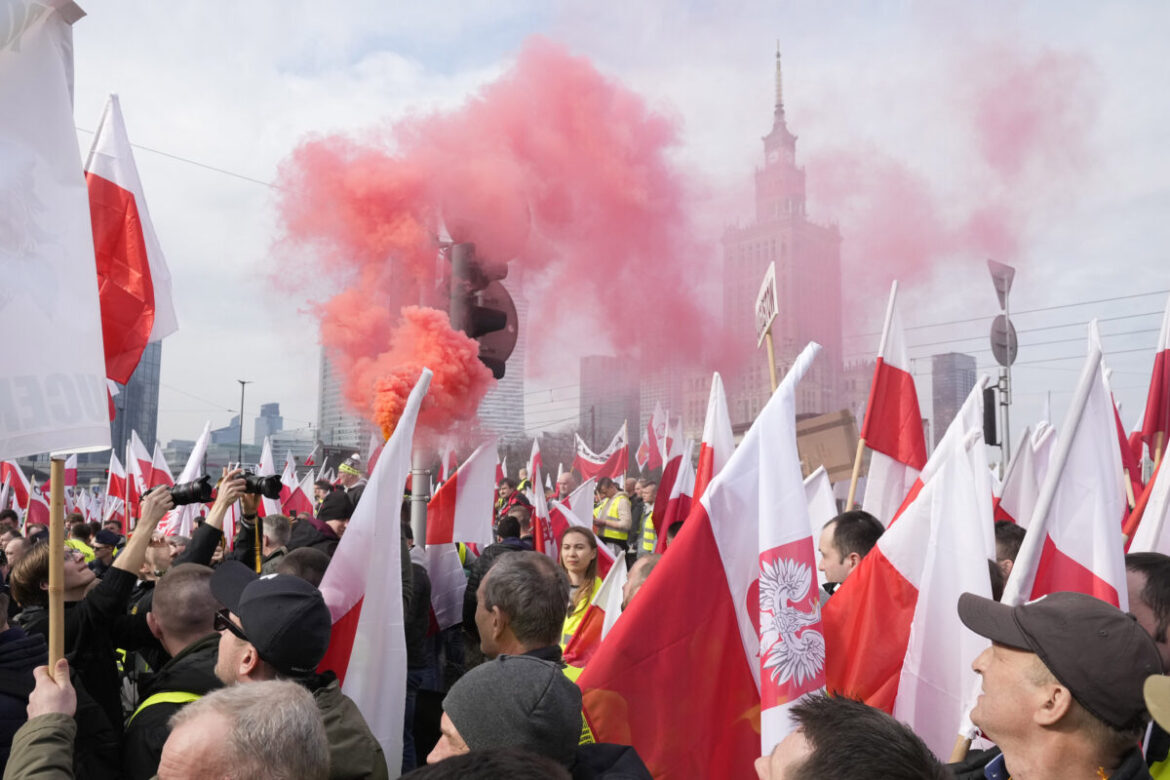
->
[443, 654, 582, 765]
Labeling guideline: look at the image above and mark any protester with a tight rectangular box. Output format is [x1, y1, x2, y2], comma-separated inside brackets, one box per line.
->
[949, 591, 1160, 780]
[123, 563, 222, 780]
[754, 692, 948, 780]
[634, 481, 657, 557]
[314, 478, 334, 507]
[1126, 552, 1170, 775]
[165, 535, 190, 563]
[403, 557, 433, 773]
[463, 515, 531, 660]
[6, 659, 330, 780]
[0, 591, 46, 767]
[816, 510, 883, 592]
[554, 472, 577, 502]
[404, 747, 571, 779]
[474, 551, 569, 665]
[559, 528, 601, 649]
[87, 530, 119, 579]
[276, 546, 331, 588]
[10, 488, 172, 739]
[338, 456, 368, 508]
[592, 478, 632, 553]
[621, 554, 660, 611]
[994, 520, 1026, 580]
[494, 478, 530, 529]
[209, 560, 389, 779]
[288, 490, 350, 556]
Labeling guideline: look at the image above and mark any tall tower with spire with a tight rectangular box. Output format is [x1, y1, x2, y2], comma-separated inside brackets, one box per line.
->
[721, 49, 843, 426]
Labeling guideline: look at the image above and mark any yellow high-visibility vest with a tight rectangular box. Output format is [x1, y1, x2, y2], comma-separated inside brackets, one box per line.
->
[640, 505, 657, 553]
[127, 690, 202, 725]
[592, 495, 629, 542]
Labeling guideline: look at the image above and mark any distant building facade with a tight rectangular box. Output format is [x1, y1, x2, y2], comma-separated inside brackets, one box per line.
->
[580, 355, 639, 453]
[111, 341, 162, 450]
[317, 351, 376, 450]
[931, 352, 977, 448]
[254, 402, 283, 445]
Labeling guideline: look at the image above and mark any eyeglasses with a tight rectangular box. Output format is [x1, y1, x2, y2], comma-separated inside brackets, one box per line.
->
[214, 609, 249, 643]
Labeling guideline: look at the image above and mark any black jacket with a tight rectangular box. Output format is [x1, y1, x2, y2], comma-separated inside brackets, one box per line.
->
[948, 745, 1152, 780]
[0, 625, 45, 767]
[288, 515, 340, 557]
[405, 563, 432, 670]
[122, 633, 223, 780]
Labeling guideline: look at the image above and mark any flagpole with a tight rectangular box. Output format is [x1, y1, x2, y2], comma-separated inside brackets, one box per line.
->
[48, 457, 66, 677]
[1157, 431, 1165, 471]
[846, 437, 866, 509]
[764, 329, 778, 394]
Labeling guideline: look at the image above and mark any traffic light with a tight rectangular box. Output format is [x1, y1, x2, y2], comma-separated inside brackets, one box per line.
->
[449, 242, 518, 379]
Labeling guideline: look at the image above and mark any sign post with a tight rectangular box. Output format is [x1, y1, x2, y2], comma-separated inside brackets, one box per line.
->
[755, 262, 779, 393]
[988, 260, 1017, 477]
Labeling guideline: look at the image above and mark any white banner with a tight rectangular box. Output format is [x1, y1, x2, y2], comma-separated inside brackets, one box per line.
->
[0, 2, 111, 458]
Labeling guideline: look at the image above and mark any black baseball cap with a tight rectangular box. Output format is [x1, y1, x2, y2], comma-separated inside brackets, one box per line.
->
[210, 560, 332, 676]
[959, 591, 1160, 730]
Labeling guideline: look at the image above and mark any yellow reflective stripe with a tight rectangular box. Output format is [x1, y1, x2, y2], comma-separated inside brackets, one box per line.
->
[128, 691, 202, 725]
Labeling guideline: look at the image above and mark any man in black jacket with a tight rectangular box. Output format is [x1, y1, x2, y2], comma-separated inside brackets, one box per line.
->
[122, 563, 223, 780]
[0, 590, 46, 767]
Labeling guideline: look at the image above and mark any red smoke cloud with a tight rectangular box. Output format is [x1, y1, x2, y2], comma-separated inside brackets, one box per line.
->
[805, 43, 1099, 315]
[275, 38, 713, 438]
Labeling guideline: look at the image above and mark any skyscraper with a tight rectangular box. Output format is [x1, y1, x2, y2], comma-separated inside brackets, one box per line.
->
[931, 352, 977, 448]
[317, 350, 376, 449]
[110, 340, 162, 450]
[722, 50, 843, 427]
[580, 356, 639, 452]
[254, 402, 283, 445]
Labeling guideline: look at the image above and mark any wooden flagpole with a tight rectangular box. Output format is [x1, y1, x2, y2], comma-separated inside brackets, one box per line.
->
[48, 457, 66, 677]
[764, 329, 778, 394]
[949, 735, 972, 764]
[846, 437, 866, 509]
[1157, 431, 1165, 471]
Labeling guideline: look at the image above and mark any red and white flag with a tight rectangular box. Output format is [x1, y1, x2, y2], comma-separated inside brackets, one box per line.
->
[573, 423, 629, 482]
[426, 440, 496, 548]
[1, 462, 31, 512]
[423, 543, 468, 631]
[1141, 293, 1170, 462]
[860, 282, 927, 524]
[366, 432, 384, 476]
[530, 465, 557, 559]
[304, 442, 322, 468]
[318, 369, 431, 766]
[86, 94, 178, 385]
[438, 441, 458, 483]
[635, 402, 668, 473]
[650, 439, 695, 553]
[580, 343, 823, 776]
[104, 451, 127, 530]
[162, 421, 210, 537]
[563, 478, 596, 515]
[803, 466, 837, 590]
[528, 437, 543, 484]
[0, 4, 111, 459]
[694, 372, 735, 504]
[549, 500, 615, 578]
[496, 454, 507, 485]
[64, 454, 78, 488]
[128, 429, 154, 488]
[563, 558, 629, 668]
[282, 470, 316, 518]
[256, 437, 281, 517]
[824, 381, 994, 758]
[150, 442, 174, 488]
[1002, 322, 1128, 609]
[994, 425, 1055, 528]
[1128, 459, 1170, 555]
[26, 479, 50, 528]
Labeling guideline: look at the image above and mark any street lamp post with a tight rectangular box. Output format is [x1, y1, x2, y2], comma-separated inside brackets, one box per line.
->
[237, 380, 252, 466]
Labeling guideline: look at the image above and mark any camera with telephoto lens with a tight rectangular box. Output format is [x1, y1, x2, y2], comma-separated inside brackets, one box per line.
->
[241, 471, 283, 500]
[143, 475, 214, 506]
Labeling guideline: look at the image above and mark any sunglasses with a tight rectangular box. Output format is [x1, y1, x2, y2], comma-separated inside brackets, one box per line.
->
[214, 609, 249, 643]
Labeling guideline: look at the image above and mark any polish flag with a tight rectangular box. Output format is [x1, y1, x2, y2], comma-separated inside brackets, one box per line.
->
[694, 373, 735, 504]
[423, 543, 468, 630]
[804, 466, 837, 590]
[64, 454, 78, 488]
[563, 558, 629, 668]
[530, 465, 557, 559]
[256, 437, 281, 518]
[823, 381, 995, 757]
[426, 440, 496, 548]
[279, 459, 297, 507]
[528, 437, 543, 484]
[994, 425, 1056, 528]
[549, 500, 614, 578]
[573, 423, 629, 483]
[1127, 458, 1170, 554]
[563, 478, 596, 515]
[580, 343, 823, 776]
[104, 451, 127, 531]
[1001, 322, 1128, 609]
[85, 95, 177, 384]
[860, 282, 927, 524]
[318, 369, 431, 766]
[0, 476, 10, 514]
[366, 432, 384, 476]
[163, 421, 210, 537]
[651, 439, 695, 553]
[1141, 294, 1170, 461]
[282, 470, 316, 518]
[151, 443, 174, 488]
[304, 443, 321, 468]
[0, 462, 30, 512]
[496, 454, 507, 485]
[1112, 390, 1144, 514]
[26, 479, 50, 528]
[129, 429, 154, 484]
[635, 402, 668, 473]
[438, 441, 458, 483]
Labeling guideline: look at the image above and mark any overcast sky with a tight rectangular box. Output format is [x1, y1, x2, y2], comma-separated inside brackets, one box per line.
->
[71, 1, 1170, 454]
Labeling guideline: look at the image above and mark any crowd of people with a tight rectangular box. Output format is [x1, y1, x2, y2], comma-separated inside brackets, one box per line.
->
[2, 460, 1170, 779]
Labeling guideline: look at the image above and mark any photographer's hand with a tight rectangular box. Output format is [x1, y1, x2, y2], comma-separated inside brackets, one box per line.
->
[206, 469, 246, 532]
[115, 488, 174, 575]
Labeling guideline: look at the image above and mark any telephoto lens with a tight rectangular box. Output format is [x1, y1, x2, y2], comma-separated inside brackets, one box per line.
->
[168, 475, 214, 506]
[241, 472, 283, 500]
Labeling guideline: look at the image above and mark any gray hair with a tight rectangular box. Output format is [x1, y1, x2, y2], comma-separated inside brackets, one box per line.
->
[262, 514, 292, 548]
[170, 680, 328, 780]
[481, 551, 569, 647]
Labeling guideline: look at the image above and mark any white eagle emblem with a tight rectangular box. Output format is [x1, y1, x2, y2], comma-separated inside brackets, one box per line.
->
[759, 556, 825, 688]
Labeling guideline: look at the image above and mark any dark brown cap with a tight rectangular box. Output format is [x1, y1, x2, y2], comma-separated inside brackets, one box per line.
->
[958, 591, 1160, 730]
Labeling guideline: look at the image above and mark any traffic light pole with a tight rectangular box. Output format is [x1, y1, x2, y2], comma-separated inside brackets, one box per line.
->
[1000, 288, 1012, 474]
[410, 449, 429, 550]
